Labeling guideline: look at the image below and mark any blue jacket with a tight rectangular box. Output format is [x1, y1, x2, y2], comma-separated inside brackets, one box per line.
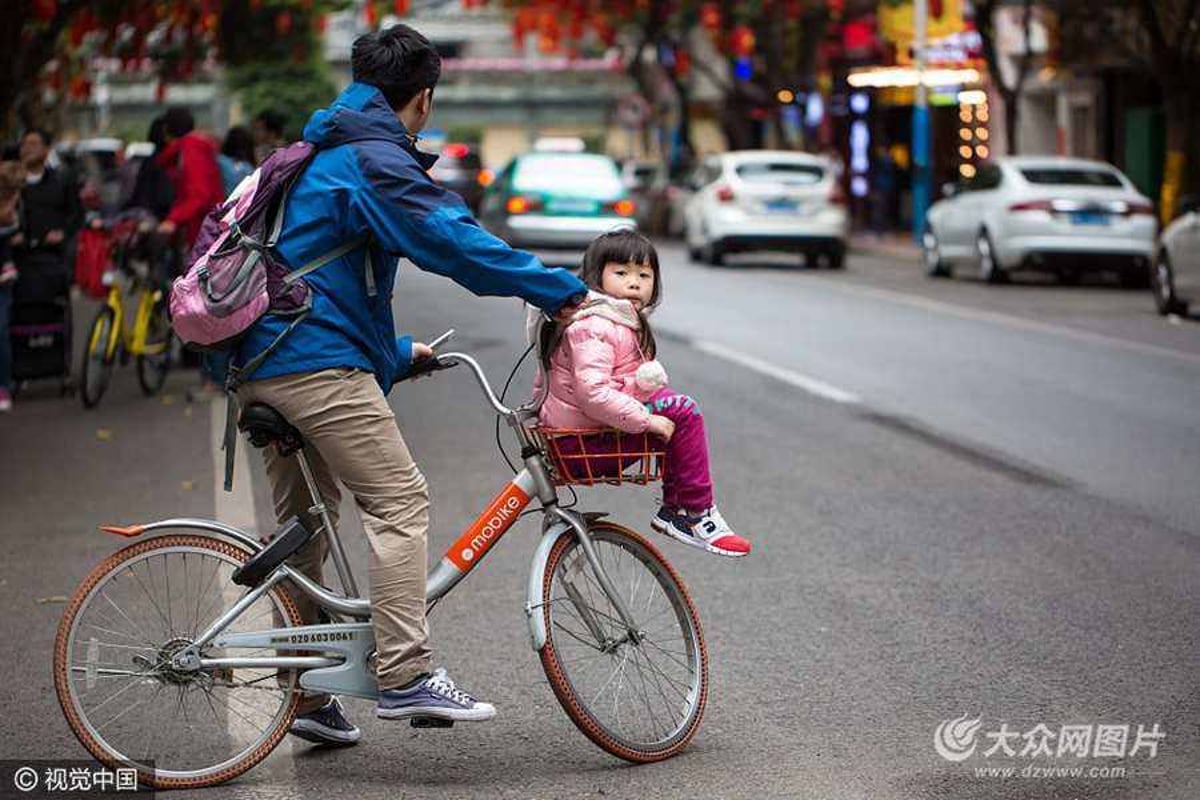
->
[238, 82, 586, 388]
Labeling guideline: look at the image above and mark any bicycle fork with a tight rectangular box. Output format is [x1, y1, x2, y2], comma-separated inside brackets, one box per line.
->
[526, 507, 644, 652]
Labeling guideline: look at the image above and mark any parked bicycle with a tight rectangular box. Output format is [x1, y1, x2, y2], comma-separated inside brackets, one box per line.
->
[54, 335, 707, 789]
[79, 212, 175, 409]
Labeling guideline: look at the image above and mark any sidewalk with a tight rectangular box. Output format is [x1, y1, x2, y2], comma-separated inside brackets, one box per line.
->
[850, 231, 920, 262]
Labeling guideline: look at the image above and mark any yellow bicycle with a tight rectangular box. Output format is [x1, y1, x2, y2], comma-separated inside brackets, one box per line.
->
[79, 217, 175, 409]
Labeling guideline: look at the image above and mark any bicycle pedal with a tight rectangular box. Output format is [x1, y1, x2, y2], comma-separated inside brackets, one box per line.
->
[409, 716, 454, 729]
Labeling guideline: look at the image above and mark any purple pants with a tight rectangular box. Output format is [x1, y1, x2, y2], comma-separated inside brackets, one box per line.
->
[554, 388, 714, 512]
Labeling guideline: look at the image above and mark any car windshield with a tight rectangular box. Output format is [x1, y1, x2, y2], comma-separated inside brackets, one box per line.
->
[1019, 168, 1123, 188]
[513, 154, 623, 197]
[735, 162, 824, 185]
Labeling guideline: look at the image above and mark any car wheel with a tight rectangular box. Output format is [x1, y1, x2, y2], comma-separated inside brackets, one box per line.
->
[825, 246, 845, 270]
[1151, 253, 1187, 315]
[704, 240, 725, 266]
[977, 230, 1007, 284]
[923, 225, 951, 278]
[687, 243, 702, 262]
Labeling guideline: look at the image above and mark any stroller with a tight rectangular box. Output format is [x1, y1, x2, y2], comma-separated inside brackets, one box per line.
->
[10, 247, 72, 396]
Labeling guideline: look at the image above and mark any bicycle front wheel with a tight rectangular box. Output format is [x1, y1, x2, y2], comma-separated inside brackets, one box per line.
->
[135, 296, 173, 396]
[539, 520, 708, 762]
[53, 534, 302, 789]
[80, 306, 117, 409]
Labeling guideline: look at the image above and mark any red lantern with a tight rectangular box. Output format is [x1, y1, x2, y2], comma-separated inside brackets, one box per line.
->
[316, 14, 328, 34]
[275, 11, 293, 35]
[675, 49, 691, 77]
[730, 24, 755, 57]
[700, 3, 720, 31]
[394, 0, 411, 15]
[33, 0, 57, 23]
[364, 2, 378, 27]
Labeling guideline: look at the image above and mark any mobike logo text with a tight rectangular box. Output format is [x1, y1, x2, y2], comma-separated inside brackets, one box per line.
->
[447, 484, 530, 570]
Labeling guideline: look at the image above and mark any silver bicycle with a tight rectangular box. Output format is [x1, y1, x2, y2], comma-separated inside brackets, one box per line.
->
[54, 340, 708, 789]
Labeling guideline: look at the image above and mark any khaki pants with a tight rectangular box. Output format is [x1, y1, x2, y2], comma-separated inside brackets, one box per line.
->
[237, 368, 431, 712]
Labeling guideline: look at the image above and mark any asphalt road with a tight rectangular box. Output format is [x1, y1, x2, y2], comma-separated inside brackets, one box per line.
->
[1, 242, 1197, 800]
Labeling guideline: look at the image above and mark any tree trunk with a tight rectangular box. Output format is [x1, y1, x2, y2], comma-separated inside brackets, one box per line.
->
[1002, 87, 1021, 156]
[1159, 84, 1200, 223]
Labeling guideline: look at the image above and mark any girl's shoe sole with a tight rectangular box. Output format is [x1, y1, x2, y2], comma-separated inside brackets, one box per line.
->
[650, 518, 749, 558]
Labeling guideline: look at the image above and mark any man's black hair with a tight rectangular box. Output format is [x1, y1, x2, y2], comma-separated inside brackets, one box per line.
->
[163, 106, 195, 138]
[21, 129, 53, 147]
[351, 24, 442, 112]
[253, 109, 285, 137]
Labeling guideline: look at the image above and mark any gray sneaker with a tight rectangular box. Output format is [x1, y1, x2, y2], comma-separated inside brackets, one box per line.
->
[376, 668, 496, 722]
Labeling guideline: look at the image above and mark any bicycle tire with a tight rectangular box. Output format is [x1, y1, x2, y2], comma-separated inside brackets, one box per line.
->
[135, 296, 172, 397]
[80, 306, 116, 409]
[53, 534, 303, 790]
[539, 520, 708, 762]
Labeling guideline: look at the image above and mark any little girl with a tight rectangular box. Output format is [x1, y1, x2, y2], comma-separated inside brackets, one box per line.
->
[534, 229, 750, 557]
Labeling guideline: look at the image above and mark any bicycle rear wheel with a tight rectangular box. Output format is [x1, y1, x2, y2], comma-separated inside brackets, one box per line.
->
[539, 520, 708, 762]
[53, 534, 302, 789]
[136, 296, 173, 396]
[80, 306, 117, 409]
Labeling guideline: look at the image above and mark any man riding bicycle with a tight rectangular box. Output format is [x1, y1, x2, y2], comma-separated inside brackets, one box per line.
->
[232, 24, 586, 744]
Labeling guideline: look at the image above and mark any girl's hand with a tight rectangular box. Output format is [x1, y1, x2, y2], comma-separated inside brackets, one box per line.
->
[411, 342, 434, 360]
[647, 414, 675, 442]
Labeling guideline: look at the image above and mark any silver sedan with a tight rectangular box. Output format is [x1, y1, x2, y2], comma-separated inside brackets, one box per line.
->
[923, 157, 1157, 285]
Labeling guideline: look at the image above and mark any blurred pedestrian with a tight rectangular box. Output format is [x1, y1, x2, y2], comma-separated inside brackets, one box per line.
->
[251, 109, 286, 164]
[0, 160, 25, 412]
[12, 129, 81, 306]
[155, 107, 225, 399]
[155, 107, 224, 250]
[123, 115, 174, 219]
[218, 125, 256, 195]
[869, 144, 898, 236]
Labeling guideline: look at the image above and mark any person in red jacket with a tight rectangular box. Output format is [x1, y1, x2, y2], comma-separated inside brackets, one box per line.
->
[155, 106, 224, 249]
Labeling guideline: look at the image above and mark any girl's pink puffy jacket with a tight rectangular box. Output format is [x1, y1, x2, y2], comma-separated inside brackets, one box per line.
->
[535, 294, 659, 434]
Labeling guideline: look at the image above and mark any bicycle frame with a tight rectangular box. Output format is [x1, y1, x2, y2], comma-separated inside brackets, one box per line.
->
[91, 278, 166, 361]
[116, 352, 644, 700]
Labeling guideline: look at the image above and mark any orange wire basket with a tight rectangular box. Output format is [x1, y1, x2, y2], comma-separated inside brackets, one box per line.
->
[534, 426, 666, 487]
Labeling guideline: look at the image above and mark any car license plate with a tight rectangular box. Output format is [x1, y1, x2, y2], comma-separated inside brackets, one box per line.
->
[764, 198, 799, 213]
[1070, 211, 1109, 225]
[547, 199, 599, 214]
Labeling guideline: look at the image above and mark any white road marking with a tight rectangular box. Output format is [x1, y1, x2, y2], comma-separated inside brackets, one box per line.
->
[817, 280, 1200, 367]
[691, 339, 862, 405]
[210, 399, 258, 533]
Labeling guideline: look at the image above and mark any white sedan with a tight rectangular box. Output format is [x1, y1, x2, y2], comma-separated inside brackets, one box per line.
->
[683, 151, 848, 268]
[922, 157, 1157, 286]
[1151, 196, 1200, 316]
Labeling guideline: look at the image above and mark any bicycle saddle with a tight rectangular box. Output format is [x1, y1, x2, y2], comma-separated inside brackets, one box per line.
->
[238, 403, 305, 456]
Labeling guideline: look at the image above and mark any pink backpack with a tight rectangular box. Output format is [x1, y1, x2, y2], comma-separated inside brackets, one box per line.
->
[169, 141, 367, 381]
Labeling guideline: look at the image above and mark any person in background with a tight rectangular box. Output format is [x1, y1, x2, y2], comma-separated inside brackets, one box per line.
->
[869, 144, 898, 237]
[11, 129, 83, 306]
[251, 109, 286, 164]
[123, 115, 174, 219]
[0, 160, 25, 412]
[218, 125, 257, 195]
[155, 107, 225, 399]
[155, 107, 224, 249]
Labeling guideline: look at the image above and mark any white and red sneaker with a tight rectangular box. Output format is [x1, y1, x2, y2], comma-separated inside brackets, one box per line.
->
[651, 505, 751, 557]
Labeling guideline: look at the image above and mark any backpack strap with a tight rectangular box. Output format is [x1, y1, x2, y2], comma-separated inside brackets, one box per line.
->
[281, 234, 370, 286]
[220, 309, 311, 492]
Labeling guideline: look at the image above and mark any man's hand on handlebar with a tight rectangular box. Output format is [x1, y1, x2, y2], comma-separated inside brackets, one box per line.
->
[401, 330, 457, 382]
